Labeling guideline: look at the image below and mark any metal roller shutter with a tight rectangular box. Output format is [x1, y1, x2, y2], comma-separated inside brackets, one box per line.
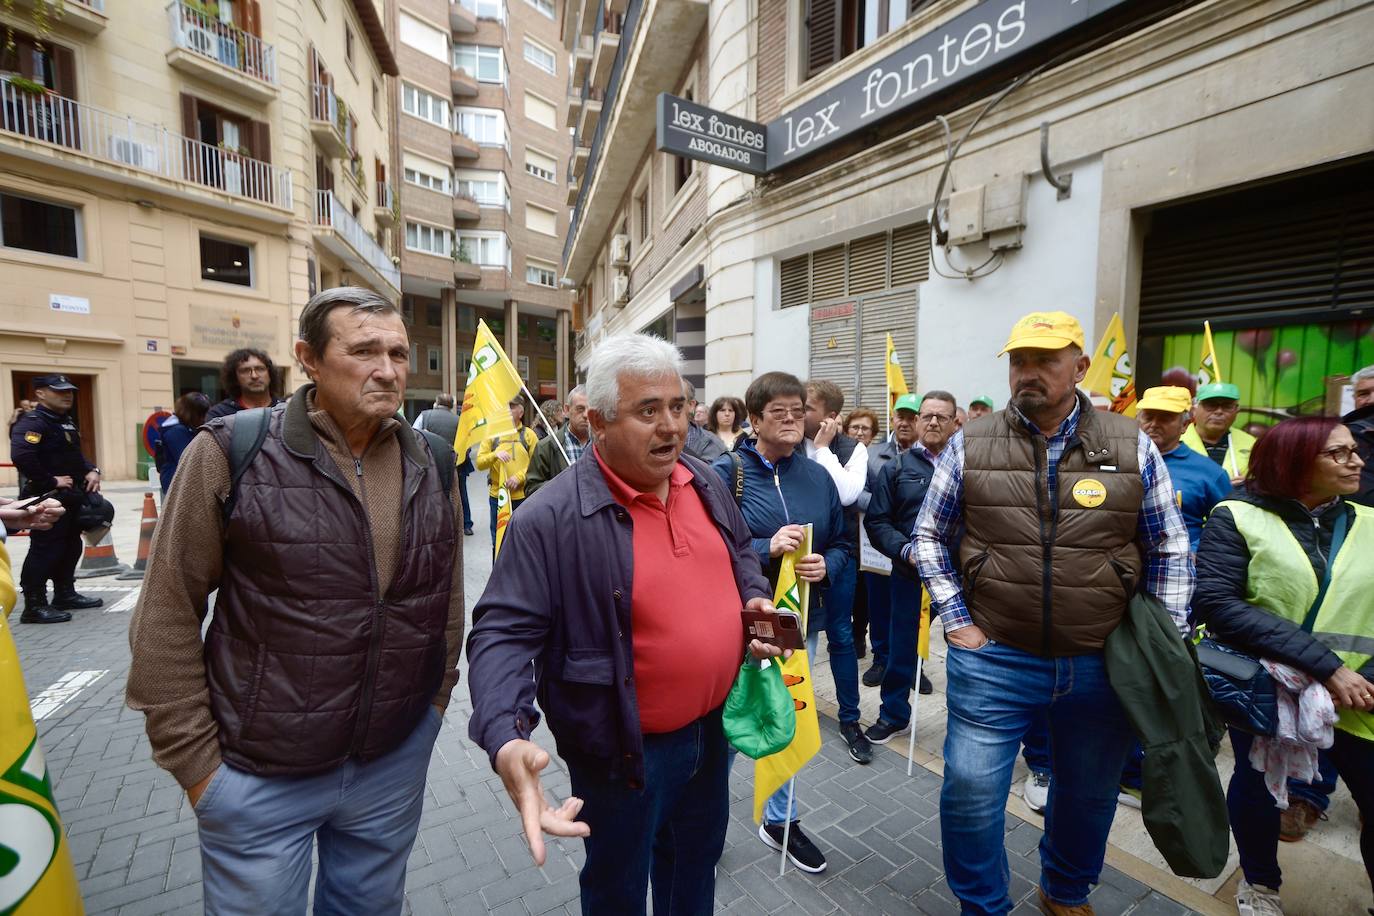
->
[858, 290, 917, 409]
[810, 302, 859, 409]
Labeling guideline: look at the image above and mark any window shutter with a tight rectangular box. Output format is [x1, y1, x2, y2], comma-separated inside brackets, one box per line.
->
[246, 0, 262, 36]
[847, 232, 887, 295]
[890, 221, 930, 286]
[52, 44, 77, 99]
[249, 120, 271, 163]
[803, 0, 841, 80]
[811, 244, 846, 301]
[780, 254, 810, 308]
[180, 93, 200, 138]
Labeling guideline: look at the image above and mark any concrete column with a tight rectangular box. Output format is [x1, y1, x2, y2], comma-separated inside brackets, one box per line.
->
[503, 299, 520, 368]
[555, 309, 570, 399]
[441, 287, 458, 396]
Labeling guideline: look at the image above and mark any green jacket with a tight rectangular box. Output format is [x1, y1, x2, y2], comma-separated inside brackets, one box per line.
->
[525, 426, 584, 497]
[1103, 592, 1228, 879]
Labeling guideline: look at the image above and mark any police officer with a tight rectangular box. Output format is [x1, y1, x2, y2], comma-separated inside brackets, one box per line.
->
[9, 374, 104, 623]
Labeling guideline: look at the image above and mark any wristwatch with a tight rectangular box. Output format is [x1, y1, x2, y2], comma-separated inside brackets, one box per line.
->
[90, 467, 101, 475]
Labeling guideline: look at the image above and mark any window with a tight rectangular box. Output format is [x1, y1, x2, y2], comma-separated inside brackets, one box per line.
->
[526, 259, 557, 288]
[0, 30, 75, 98]
[456, 232, 509, 268]
[523, 0, 554, 18]
[401, 83, 450, 127]
[526, 203, 557, 237]
[672, 88, 695, 194]
[455, 107, 505, 147]
[426, 302, 442, 326]
[403, 153, 452, 193]
[372, 81, 380, 117]
[455, 169, 509, 209]
[634, 184, 650, 243]
[523, 92, 557, 130]
[453, 44, 503, 83]
[457, 305, 476, 332]
[427, 347, 442, 372]
[408, 348, 418, 372]
[471, 0, 504, 21]
[523, 38, 556, 75]
[399, 12, 449, 63]
[524, 148, 557, 183]
[405, 221, 452, 257]
[199, 234, 253, 286]
[344, 24, 355, 68]
[0, 192, 80, 258]
[802, 0, 916, 80]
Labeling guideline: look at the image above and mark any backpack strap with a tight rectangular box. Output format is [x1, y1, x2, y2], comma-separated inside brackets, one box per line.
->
[223, 407, 271, 523]
[729, 451, 744, 506]
[417, 429, 455, 497]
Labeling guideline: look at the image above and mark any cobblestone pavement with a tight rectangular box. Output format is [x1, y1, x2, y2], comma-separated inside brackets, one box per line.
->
[8, 480, 1202, 915]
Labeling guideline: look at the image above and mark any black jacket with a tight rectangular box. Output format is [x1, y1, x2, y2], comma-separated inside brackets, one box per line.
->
[9, 406, 95, 496]
[1345, 404, 1374, 508]
[1192, 490, 1348, 681]
[864, 447, 936, 581]
[206, 396, 285, 422]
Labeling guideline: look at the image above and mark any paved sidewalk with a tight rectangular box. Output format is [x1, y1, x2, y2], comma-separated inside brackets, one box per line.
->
[4, 479, 1357, 914]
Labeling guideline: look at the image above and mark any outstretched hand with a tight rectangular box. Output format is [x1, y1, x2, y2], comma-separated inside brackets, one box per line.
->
[494, 738, 590, 866]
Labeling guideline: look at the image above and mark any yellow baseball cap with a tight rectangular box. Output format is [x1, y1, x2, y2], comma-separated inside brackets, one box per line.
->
[999, 311, 1086, 355]
[1136, 386, 1193, 414]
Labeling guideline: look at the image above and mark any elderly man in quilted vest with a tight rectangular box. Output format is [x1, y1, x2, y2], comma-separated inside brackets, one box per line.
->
[127, 287, 464, 915]
[911, 311, 1192, 916]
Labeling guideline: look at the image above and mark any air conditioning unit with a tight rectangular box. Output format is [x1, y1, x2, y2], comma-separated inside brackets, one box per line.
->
[612, 272, 629, 306]
[184, 24, 216, 57]
[610, 233, 630, 267]
[109, 137, 159, 170]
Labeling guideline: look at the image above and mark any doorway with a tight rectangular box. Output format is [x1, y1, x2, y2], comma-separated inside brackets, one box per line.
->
[9, 371, 98, 467]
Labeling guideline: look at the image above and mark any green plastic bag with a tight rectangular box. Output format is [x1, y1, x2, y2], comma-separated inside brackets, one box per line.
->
[723, 656, 796, 759]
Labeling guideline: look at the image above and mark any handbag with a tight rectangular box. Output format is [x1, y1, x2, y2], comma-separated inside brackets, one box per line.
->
[1196, 506, 1349, 737]
[722, 655, 796, 759]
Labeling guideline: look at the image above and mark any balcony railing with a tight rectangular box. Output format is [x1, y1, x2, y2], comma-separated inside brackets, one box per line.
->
[311, 82, 337, 124]
[314, 190, 401, 291]
[0, 78, 291, 208]
[376, 180, 394, 211]
[166, 0, 277, 85]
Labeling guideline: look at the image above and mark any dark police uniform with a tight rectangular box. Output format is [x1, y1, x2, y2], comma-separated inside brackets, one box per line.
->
[10, 374, 103, 617]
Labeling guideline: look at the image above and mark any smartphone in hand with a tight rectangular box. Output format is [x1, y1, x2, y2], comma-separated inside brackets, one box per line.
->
[741, 608, 804, 652]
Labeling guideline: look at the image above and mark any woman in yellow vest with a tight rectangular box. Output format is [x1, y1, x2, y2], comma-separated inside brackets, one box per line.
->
[474, 397, 540, 549]
[1193, 417, 1373, 916]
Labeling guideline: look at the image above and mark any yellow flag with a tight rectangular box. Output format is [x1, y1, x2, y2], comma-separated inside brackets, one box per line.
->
[493, 473, 512, 557]
[1081, 312, 1138, 416]
[885, 333, 909, 412]
[0, 543, 85, 915]
[1198, 320, 1224, 386]
[917, 587, 932, 660]
[453, 319, 523, 459]
[754, 526, 821, 823]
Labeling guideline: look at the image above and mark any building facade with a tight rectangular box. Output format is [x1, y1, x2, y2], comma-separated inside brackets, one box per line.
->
[564, 0, 1374, 430]
[391, 0, 574, 416]
[0, 0, 399, 479]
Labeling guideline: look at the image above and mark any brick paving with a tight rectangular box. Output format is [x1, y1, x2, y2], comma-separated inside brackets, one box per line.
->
[7, 480, 1201, 914]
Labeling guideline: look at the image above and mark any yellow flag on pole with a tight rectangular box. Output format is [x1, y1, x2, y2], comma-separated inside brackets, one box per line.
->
[0, 543, 85, 915]
[453, 319, 523, 459]
[1081, 312, 1138, 416]
[754, 527, 822, 823]
[885, 333, 909, 413]
[1198, 320, 1224, 386]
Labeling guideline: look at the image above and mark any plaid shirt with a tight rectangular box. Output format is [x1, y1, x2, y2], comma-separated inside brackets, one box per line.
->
[563, 426, 590, 464]
[907, 399, 1194, 636]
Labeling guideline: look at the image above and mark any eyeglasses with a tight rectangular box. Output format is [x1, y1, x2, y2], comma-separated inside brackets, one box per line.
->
[919, 414, 954, 425]
[238, 365, 270, 376]
[1318, 446, 1363, 465]
[764, 407, 805, 421]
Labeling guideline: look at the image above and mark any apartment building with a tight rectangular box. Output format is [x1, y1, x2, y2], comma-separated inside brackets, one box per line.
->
[0, 0, 399, 479]
[391, 0, 573, 412]
[564, 0, 1374, 432]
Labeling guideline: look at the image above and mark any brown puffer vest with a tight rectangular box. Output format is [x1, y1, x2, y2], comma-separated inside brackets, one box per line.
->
[205, 396, 454, 776]
[959, 393, 1144, 656]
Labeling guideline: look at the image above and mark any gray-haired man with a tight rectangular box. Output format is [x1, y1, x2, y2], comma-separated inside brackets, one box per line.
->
[127, 287, 464, 914]
[526, 385, 590, 496]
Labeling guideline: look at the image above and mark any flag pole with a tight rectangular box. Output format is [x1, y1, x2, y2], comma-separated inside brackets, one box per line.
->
[779, 779, 795, 877]
[906, 656, 922, 777]
[516, 379, 571, 466]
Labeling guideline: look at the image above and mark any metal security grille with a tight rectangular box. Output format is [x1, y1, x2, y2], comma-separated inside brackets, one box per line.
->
[859, 290, 917, 409]
[777, 221, 930, 309]
[809, 302, 859, 408]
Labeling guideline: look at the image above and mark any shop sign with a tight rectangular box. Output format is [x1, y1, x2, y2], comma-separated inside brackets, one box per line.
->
[767, 0, 1145, 170]
[49, 294, 90, 315]
[189, 305, 279, 353]
[655, 93, 768, 176]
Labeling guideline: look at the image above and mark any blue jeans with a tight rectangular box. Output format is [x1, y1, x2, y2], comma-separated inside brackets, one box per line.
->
[1020, 712, 1052, 776]
[877, 575, 922, 727]
[568, 708, 730, 915]
[1287, 748, 1338, 811]
[821, 559, 861, 724]
[195, 708, 442, 915]
[941, 640, 1135, 914]
[1227, 728, 1374, 892]
[864, 572, 892, 667]
[458, 467, 473, 531]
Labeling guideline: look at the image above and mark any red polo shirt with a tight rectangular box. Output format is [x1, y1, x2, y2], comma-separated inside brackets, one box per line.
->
[595, 449, 744, 734]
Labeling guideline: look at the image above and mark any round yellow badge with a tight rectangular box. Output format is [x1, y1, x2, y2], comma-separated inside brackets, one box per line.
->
[1072, 478, 1107, 508]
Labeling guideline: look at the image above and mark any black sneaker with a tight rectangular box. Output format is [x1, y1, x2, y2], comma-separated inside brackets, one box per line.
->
[20, 597, 72, 624]
[840, 721, 873, 765]
[918, 672, 934, 695]
[862, 663, 886, 687]
[864, 719, 911, 745]
[758, 821, 827, 873]
[51, 592, 103, 611]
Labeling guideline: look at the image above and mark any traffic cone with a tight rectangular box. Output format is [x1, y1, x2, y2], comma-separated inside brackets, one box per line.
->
[74, 525, 130, 578]
[117, 493, 157, 581]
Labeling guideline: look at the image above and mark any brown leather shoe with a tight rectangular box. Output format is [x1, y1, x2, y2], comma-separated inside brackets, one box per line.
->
[1279, 798, 1322, 842]
[1038, 888, 1095, 916]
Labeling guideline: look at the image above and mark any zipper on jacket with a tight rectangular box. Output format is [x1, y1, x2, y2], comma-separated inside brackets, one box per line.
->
[1034, 441, 1054, 657]
[346, 445, 387, 758]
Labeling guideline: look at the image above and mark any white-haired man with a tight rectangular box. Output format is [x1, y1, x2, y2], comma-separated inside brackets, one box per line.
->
[467, 333, 783, 914]
[1346, 363, 1374, 507]
[525, 386, 590, 496]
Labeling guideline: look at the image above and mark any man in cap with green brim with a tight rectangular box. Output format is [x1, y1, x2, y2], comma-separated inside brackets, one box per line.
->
[1182, 381, 1254, 483]
[967, 395, 995, 422]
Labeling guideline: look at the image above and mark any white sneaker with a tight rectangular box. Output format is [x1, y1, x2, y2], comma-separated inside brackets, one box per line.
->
[1022, 771, 1050, 813]
[1236, 880, 1285, 916]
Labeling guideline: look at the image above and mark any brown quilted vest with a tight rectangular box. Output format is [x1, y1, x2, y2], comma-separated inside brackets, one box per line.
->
[959, 394, 1144, 656]
[205, 396, 454, 776]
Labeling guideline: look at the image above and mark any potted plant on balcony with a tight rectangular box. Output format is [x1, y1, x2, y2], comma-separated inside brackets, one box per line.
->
[453, 243, 473, 264]
[4, 75, 50, 96]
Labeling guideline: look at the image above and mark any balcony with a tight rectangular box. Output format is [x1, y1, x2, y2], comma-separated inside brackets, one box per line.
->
[451, 66, 478, 98]
[453, 192, 480, 221]
[10, 0, 106, 34]
[452, 132, 479, 159]
[374, 181, 397, 227]
[577, 96, 601, 141]
[450, 0, 477, 33]
[570, 144, 588, 179]
[313, 190, 400, 297]
[572, 41, 593, 86]
[453, 253, 481, 283]
[566, 175, 579, 206]
[565, 90, 582, 129]
[309, 83, 350, 159]
[166, 1, 278, 104]
[0, 78, 291, 212]
[591, 29, 620, 90]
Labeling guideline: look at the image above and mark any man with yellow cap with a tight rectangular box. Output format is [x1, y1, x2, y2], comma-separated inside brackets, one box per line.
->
[909, 311, 1192, 916]
[1182, 381, 1255, 483]
[1137, 386, 1233, 554]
